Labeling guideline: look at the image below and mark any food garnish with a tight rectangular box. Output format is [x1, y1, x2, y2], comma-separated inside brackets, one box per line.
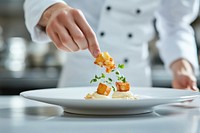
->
[86, 52, 136, 99]
[115, 64, 126, 83]
[90, 73, 116, 91]
[94, 52, 116, 73]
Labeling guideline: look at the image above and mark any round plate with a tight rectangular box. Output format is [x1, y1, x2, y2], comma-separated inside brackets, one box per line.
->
[20, 87, 200, 115]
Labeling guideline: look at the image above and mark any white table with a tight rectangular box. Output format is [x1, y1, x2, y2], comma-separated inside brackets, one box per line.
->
[0, 96, 200, 133]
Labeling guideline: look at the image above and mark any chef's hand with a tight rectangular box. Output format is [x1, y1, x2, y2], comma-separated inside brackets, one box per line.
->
[170, 59, 199, 91]
[38, 3, 101, 58]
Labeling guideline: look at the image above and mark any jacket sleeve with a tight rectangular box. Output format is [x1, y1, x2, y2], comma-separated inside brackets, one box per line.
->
[155, 0, 199, 74]
[24, 0, 66, 43]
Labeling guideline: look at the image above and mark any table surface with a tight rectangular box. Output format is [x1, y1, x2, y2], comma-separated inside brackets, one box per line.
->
[1, 96, 200, 133]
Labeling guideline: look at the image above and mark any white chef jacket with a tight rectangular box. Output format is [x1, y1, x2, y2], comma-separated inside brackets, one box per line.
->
[24, 0, 199, 87]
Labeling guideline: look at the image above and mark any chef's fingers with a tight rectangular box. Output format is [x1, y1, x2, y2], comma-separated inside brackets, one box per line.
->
[172, 79, 185, 89]
[73, 9, 101, 57]
[189, 78, 199, 91]
[172, 74, 199, 91]
[56, 25, 79, 52]
[172, 76, 192, 90]
[62, 18, 88, 50]
[58, 31, 80, 52]
[191, 84, 199, 91]
[46, 26, 71, 52]
[46, 17, 79, 52]
[185, 74, 199, 91]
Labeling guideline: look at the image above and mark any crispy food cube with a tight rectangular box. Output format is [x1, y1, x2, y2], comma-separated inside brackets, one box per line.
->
[97, 83, 111, 96]
[94, 52, 116, 73]
[116, 82, 130, 92]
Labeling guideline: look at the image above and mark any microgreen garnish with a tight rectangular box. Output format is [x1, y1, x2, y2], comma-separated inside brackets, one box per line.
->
[90, 78, 97, 83]
[115, 71, 120, 75]
[111, 69, 115, 72]
[114, 64, 126, 83]
[108, 78, 112, 82]
[90, 63, 127, 90]
[105, 80, 112, 85]
[112, 86, 116, 91]
[95, 75, 101, 79]
[101, 73, 105, 78]
[117, 75, 126, 83]
[118, 64, 125, 69]
[90, 73, 113, 85]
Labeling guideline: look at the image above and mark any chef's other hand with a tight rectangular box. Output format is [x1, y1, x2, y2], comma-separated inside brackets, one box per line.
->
[170, 59, 199, 91]
[38, 3, 101, 58]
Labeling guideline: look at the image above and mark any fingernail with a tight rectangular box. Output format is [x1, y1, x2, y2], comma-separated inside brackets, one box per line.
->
[93, 50, 100, 58]
[192, 86, 199, 91]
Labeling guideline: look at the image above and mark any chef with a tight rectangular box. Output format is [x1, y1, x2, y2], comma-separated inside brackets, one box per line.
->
[24, 0, 199, 91]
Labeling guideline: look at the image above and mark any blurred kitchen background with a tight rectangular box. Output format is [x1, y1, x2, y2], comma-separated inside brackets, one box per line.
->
[0, 0, 200, 95]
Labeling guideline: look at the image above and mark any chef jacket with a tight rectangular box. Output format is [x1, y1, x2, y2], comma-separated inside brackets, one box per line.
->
[24, 0, 199, 87]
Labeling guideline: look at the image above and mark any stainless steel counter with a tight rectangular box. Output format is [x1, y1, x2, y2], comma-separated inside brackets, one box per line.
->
[0, 96, 200, 133]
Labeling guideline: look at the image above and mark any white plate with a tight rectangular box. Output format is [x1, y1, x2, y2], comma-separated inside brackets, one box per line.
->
[20, 87, 200, 115]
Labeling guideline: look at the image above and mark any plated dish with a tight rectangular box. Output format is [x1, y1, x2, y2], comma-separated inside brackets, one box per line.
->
[88, 52, 137, 100]
[20, 52, 200, 115]
[20, 87, 200, 115]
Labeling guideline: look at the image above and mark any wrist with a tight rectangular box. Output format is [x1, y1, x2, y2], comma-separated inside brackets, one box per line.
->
[170, 58, 194, 76]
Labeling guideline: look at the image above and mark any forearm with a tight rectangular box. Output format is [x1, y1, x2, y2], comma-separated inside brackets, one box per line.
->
[155, 0, 199, 73]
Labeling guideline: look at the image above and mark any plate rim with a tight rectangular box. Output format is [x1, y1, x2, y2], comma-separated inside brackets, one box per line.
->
[20, 87, 200, 101]
[19, 87, 200, 115]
